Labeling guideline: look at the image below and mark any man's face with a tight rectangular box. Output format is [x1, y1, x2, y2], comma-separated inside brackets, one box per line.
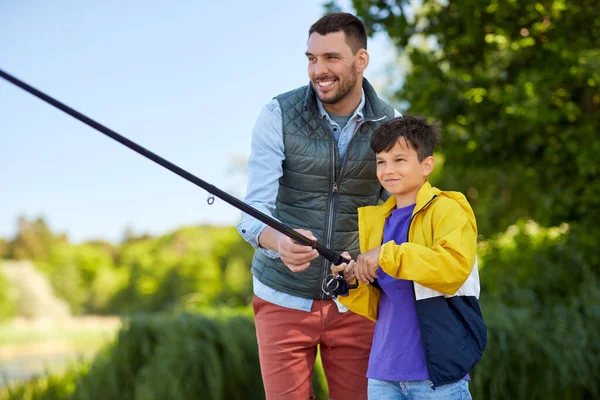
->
[306, 31, 361, 105]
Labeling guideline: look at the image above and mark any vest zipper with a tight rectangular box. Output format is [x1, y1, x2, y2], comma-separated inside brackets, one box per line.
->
[407, 194, 438, 387]
[320, 114, 388, 299]
[320, 140, 339, 299]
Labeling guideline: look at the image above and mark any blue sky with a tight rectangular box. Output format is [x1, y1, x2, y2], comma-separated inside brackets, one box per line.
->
[0, 1, 399, 243]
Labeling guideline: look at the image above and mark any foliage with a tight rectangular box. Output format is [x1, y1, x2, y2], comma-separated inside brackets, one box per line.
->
[4, 217, 58, 262]
[329, 2, 600, 397]
[480, 221, 599, 307]
[1, 218, 254, 316]
[38, 243, 119, 315]
[107, 226, 254, 314]
[0, 238, 7, 259]
[472, 290, 600, 399]
[468, 221, 600, 399]
[345, 0, 600, 236]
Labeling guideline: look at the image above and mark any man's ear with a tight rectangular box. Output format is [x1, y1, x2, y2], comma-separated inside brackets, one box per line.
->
[356, 49, 369, 73]
[422, 156, 435, 177]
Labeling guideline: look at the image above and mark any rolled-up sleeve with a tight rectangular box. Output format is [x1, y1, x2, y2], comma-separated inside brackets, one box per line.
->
[236, 100, 284, 259]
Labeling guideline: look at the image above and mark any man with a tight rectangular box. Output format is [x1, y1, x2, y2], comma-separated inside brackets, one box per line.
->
[237, 12, 400, 400]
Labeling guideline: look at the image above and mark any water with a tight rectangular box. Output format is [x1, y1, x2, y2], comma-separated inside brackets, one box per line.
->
[0, 350, 92, 386]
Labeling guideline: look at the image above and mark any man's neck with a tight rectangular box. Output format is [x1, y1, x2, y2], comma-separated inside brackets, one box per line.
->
[322, 80, 364, 115]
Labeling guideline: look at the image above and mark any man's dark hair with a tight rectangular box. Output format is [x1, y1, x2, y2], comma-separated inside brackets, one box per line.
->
[371, 116, 441, 161]
[308, 13, 367, 54]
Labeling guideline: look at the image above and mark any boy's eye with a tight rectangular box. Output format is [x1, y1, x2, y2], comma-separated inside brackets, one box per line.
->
[396, 158, 405, 162]
[377, 160, 385, 165]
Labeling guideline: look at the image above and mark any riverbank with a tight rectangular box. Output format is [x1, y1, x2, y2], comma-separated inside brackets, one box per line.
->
[0, 316, 121, 385]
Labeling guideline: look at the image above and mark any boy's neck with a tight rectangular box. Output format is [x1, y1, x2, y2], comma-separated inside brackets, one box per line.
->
[394, 181, 427, 208]
[394, 194, 417, 208]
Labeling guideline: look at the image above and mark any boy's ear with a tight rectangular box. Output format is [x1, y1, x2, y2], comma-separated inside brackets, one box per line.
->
[422, 156, 435, 177]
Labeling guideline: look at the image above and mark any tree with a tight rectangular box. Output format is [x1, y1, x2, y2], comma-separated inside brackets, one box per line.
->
[6, 216, 57, 261]
[323, 2, 600, 397]
[0, 238, 7, 259]
[338, 0, 600, 236]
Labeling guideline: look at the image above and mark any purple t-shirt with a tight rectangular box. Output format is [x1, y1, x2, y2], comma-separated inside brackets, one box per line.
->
[366, 203, 431, 381]
[366, 203, 469, 382]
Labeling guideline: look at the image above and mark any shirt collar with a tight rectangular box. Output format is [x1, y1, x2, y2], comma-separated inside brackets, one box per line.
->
[316, 88, 366, 121]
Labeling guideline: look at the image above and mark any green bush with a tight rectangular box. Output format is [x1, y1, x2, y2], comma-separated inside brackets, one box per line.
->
[469, 221, 600, 399]
[471, 283, 600, 399]
[480, 221, 599, 307]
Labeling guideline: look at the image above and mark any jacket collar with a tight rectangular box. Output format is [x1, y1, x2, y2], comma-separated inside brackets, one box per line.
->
[369, 180, 439, 218]
[358, 181, 439, 252]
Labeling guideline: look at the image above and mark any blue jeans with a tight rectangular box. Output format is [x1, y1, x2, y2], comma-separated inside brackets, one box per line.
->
[368, 379, 472, 400]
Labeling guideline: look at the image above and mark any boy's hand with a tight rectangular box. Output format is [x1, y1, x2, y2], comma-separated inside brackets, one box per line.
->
[330, 251, 356, 284]
[355, 247, 381, 284]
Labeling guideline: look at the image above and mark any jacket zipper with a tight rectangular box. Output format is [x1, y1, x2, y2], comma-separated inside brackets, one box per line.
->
[405, 195, 437, 242]
[406, 194, 438, 388]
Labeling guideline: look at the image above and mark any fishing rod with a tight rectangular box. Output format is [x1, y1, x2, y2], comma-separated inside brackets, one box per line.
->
[0, 68, 357, 296]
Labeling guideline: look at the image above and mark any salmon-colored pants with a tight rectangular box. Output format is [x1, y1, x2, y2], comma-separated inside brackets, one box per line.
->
[252, 295, 375, 400]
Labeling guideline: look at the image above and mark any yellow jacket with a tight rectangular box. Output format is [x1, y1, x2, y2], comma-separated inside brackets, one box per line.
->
[339, 181, 479, 322]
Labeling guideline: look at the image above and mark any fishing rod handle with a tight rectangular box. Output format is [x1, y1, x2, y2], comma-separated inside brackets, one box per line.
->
[312, 242, 348, 265]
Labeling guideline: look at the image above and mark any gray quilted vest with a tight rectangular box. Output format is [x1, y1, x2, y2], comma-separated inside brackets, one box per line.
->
[252, 79, 395, 299]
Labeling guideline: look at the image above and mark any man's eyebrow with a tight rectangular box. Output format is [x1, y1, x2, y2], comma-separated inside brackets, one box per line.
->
[305, 51, 343, 57]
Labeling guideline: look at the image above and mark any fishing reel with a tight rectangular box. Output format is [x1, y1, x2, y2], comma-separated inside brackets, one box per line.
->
[322, 273, 358, 297]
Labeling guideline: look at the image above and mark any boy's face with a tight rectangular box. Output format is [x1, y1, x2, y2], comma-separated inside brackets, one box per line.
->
[376, 137, 434, 207]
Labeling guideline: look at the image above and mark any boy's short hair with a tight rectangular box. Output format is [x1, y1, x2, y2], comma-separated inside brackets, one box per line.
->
[308, 13, 367, 54]
[370, 116, 440, 162]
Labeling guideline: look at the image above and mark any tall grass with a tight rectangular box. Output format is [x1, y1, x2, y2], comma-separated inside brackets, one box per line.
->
[471, 283, 600, 399]
[1, 309, 328, 400]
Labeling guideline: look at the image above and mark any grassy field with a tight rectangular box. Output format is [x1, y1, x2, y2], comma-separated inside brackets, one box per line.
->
[0, 316, 120, 386]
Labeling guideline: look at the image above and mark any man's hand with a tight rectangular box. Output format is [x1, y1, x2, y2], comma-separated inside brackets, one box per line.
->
[330, 251, 356, 284]
[355, 247, 381, 284]
[275, 229, 319, 272]
[258, 227, 319, 272]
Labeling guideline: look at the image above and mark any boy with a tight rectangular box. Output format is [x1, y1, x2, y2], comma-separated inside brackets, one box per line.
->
[332, 116, 486, 399]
